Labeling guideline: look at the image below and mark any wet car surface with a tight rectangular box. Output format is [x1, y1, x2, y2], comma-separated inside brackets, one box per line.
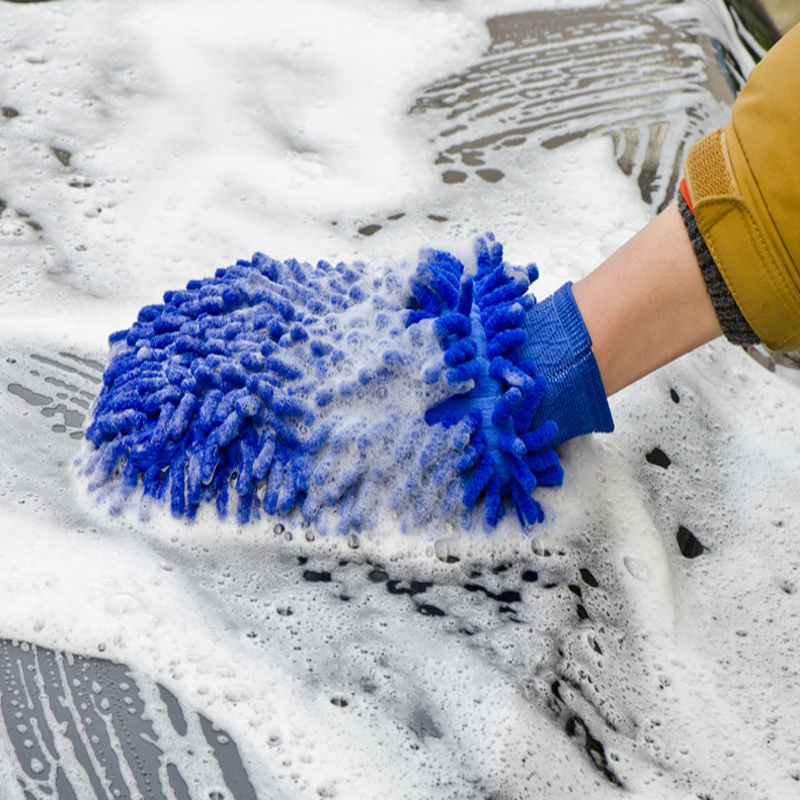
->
[1, 0, 798, 798]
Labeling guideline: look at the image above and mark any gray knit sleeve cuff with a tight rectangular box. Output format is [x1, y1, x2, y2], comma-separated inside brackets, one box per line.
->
[678, 193, 759, 346]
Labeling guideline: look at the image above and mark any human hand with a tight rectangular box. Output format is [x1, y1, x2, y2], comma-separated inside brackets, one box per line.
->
[80, 235, 606, 534]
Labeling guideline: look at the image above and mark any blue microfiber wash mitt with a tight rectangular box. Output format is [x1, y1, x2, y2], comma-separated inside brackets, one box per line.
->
[78, 234, 610, 534]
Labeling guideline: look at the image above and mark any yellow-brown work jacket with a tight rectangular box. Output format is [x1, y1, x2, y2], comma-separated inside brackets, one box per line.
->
[683, 23, 800, 351]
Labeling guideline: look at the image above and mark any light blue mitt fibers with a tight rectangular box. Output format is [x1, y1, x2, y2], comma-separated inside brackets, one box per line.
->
[79, 234, 586, 534]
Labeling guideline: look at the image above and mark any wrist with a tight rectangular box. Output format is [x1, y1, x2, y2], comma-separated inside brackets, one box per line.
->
[572, 202, 722, 396]
[520, 283, 613, 447]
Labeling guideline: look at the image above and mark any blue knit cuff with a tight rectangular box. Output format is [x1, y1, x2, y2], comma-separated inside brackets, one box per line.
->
[520, 283, 613, 446]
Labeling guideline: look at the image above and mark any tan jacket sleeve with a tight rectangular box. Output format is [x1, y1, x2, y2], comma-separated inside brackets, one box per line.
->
[683, 23, 800, 351]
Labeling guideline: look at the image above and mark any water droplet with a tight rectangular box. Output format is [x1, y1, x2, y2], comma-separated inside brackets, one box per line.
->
[645, 447, 671, 469]
[346, 533, 359, 550]
[476, 168, 504, 183]
[367, 569, 388, 583]
[305, 530, 315, 542]
[105, 593, 145, 614]
[531, 540, 552, 557]
[433, 538, 459, 563]
[676, 526, 707, 559]
[273, 523, 285, 535]
[225, 685, 251, 702]
[623, 556, 650, 582]
[579, 568, 599, 587]
[442, 170, 468, 184]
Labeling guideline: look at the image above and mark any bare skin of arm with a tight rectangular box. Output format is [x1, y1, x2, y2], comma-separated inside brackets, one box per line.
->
[571, 201, 723, 397]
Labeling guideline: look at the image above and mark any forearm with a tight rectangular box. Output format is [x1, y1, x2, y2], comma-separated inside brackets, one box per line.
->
[571, 201, 722, 397]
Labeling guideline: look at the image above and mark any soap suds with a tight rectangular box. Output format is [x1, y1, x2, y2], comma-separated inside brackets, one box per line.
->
[1, 0, 798, 797]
